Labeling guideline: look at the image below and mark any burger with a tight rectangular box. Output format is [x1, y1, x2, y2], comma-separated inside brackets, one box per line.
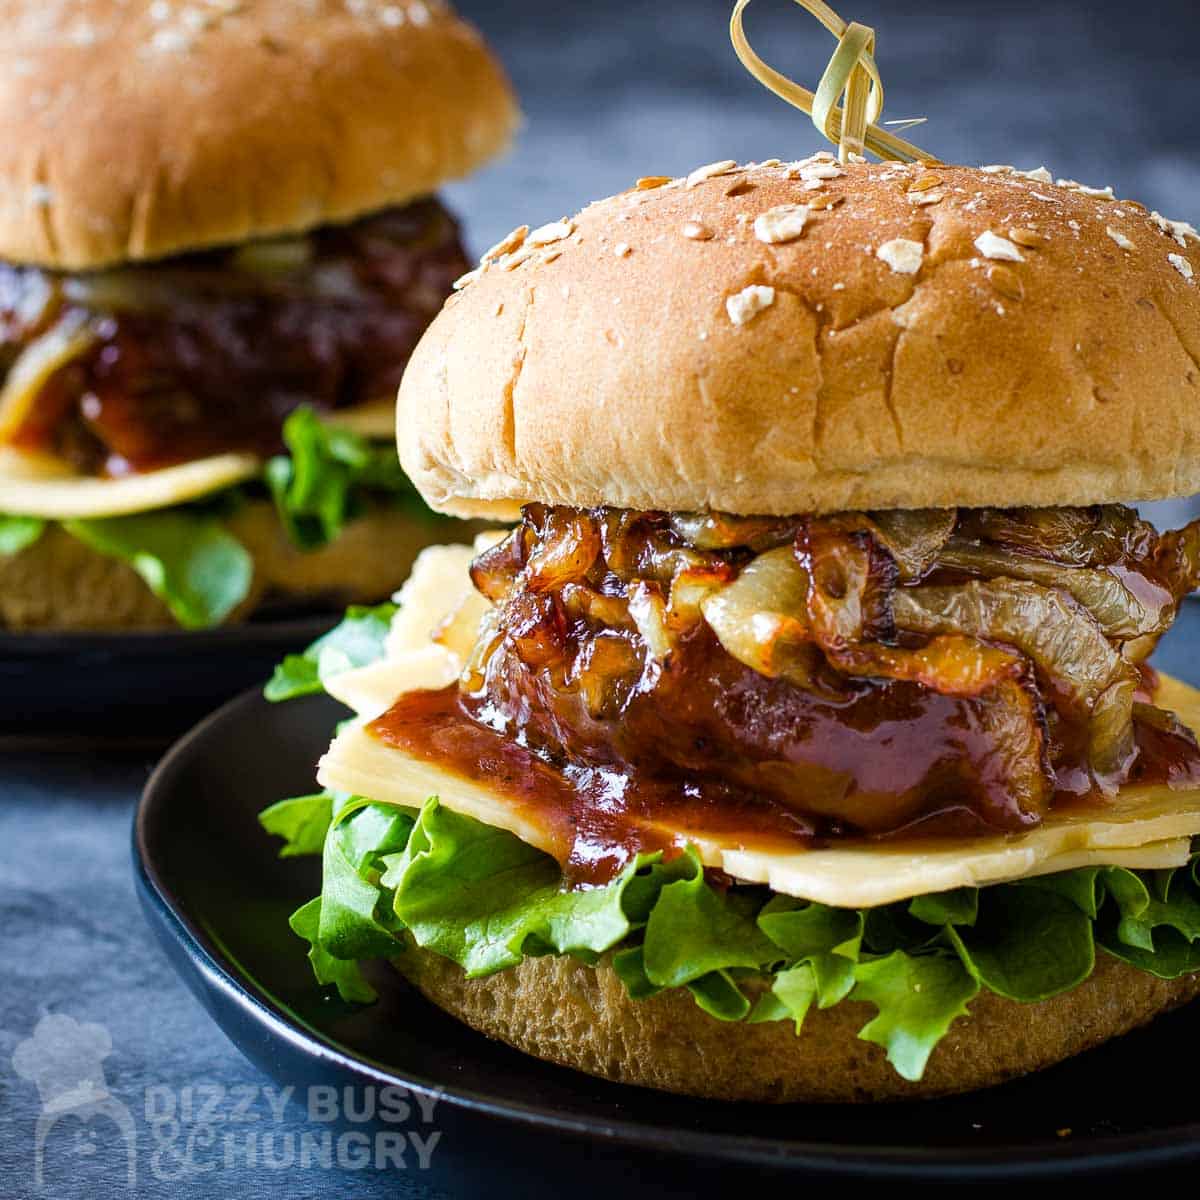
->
[0, 0, 517, 630]
[261, 156, 1200, 1101]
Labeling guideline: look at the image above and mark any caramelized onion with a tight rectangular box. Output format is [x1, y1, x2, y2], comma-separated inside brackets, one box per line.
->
[668, 511, 794, 551]
[667, 563, 734, 629]
[231, 237, 315, 276]
[0, 312, 98, 442]
[628, 581, 674, 662]
[470, 527, 527, 603]
[500, 590, 565, 670]
[459, 501, 1200, 835]
[61, 271, 190, 314]
[797, 521, 896, 648]
[61, 263, 345, 312]
[459, 605, 505, 692]
[865, 508, 957, 581]
[823, 636, 1049, 822]
[525, 509, 600, 593]
[1134, 699, 1197, 739]
[560, 582, 629, 629]
[1089, 678, 1138, 789]
[971, 681, 1054, 823]
[893, 578, 1140, 791]
[60, 237, 365, 314]
[792, 509, 954, 583]
[571, 631, 644, 720]
[936, 539, 1172, 639]
[636, 542, 714, 588]
[1155, 520, 1200, 602]
[958, 506, 1156, 567]
[893, 579, 1130, 711]
[700, 547, 824, 687]
[826, 633, 1024, 697]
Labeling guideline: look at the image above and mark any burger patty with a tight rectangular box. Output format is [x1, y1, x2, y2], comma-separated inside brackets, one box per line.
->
[0, 198, 469, 476]
[437, 503, 1200, 871]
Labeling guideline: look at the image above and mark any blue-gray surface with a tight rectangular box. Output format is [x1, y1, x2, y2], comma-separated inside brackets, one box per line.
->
[443, 0, 1200, 254]
[2, 0, 1200, 1196]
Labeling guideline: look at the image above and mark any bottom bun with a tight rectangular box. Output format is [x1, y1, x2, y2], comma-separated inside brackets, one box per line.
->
[394, 943, 1200, 1102]
[0, 502, 454, 631]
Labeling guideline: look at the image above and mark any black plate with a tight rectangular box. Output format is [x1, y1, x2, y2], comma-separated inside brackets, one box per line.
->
[134, 688, 1200, 1191]
[133, 691, 1200, 1185]
[0, 616, 333, 744]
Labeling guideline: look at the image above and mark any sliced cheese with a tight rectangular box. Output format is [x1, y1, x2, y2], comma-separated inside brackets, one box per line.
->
[318, 722, 1200, 906]
[0, 391, 396, 521]
[384, 538, 498, 660]
[0, 447, 261, 518]
[325, 646, 461, 723]
[317, 539, 1200, 907]
[326, 533, 507, 720]
[324, 396, 397, 439]
[321, 721, 555, 858]
[716, 829, 1195, 908]
[0, 312, 97, 441]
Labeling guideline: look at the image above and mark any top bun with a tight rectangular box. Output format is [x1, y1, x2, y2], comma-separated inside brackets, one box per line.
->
[0, 0, 519, 269]
[398, 158, 1200, 519]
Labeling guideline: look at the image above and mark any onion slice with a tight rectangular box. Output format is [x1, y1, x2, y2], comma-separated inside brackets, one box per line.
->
[893, 578, 1139, 791]
[0, 311, 97, 443]
[957, 506, 1155, 567]
[797, 520, 897, 647]
[823, 635, 1050, 823]
[700, 546, 824, 688]
[1090, 678, 1138, 787]
[668, 511, 794, 551]
[866, 508, 957, 580]
[1155, 520, 1200, 602]
[936, 539, 1172, 639]
[893, 579, 1131, 711]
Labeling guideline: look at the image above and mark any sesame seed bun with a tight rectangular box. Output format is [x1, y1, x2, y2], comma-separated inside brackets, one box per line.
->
[395, 942, 1200, 1103]
[398, 160, 1200, 519]
[0, 0, 519, 270]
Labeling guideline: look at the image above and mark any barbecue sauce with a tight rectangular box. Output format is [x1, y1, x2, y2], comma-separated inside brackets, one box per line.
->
[370, 677, 1200, 887]
[367, 505, 1200, 887]
[0, 199, 468, 474]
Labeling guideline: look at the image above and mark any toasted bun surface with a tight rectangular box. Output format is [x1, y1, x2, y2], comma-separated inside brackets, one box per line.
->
[0, 0, 518, 269]
[399, 161, 1200, 518]
[0, 503, 448, 630]
[395, 943, 1200, 1103]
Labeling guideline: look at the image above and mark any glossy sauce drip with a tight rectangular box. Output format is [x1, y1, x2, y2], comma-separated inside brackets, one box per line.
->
[368, 678, 1200, 888]
[367, 506, 1200, 887]
[370, 684, 817, 886]
[1126, 716, 1200, 790]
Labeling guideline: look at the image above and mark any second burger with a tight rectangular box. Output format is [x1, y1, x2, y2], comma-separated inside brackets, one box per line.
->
[0, 0, 518, 630]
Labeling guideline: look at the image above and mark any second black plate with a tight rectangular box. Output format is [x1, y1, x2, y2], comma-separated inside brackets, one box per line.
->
[134, 686, 1200, 1193]
[0, 616, 332, 743]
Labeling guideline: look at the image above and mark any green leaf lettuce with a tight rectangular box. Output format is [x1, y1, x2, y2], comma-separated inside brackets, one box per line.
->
[263, 790, 1200, 1082]
[264, 602, 397, 701]
[258, 791, 335, 857]
[64, 510, 253, 628]
[4, 408, 425, 631]
[0, 514, 46, 556]
[266, 405, 429, 551]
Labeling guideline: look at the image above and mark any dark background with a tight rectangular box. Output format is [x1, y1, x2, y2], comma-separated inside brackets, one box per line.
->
[444, 0, 1200, 255]
[2, 1, 1200, 1197]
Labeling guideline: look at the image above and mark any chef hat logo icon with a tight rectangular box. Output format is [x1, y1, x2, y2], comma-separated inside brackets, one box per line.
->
[11, 1014, 137, 1190]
